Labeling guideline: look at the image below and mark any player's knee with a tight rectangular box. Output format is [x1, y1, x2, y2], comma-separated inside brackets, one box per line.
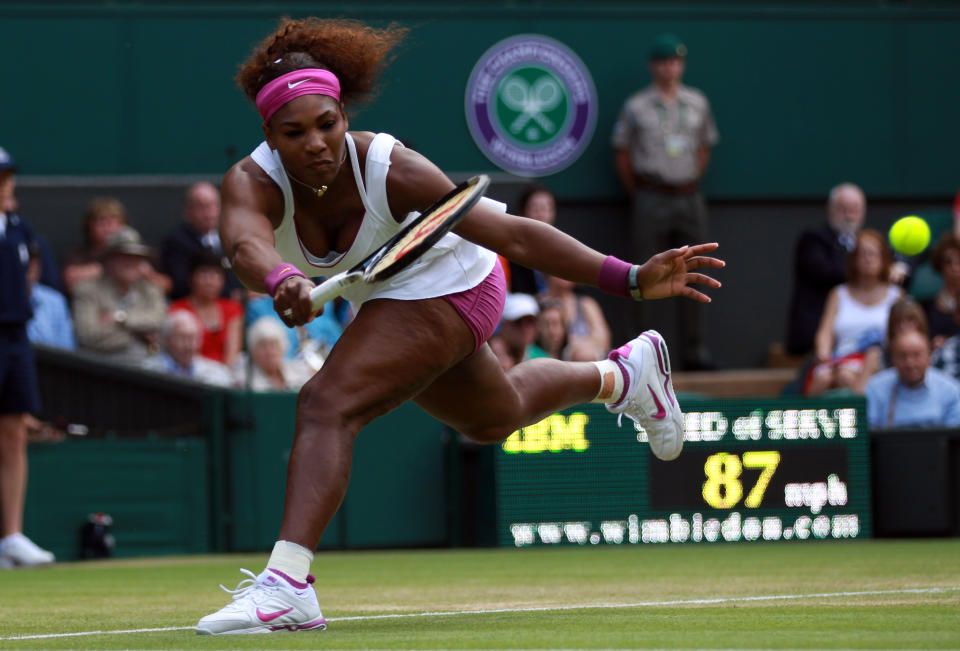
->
[295, 378, 380, 436]
[296, 382, 350, 430]
[460, 422, 515, 445]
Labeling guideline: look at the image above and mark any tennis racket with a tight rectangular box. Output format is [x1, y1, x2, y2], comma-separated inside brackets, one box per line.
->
[308, 174, 490, 311]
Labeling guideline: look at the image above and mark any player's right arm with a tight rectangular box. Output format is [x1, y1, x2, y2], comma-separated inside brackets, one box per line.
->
[220, 158, 315, 324]
[220, 159, 285, 293]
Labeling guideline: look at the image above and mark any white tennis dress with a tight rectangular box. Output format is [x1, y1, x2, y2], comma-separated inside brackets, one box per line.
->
[249, 132, 497, 307]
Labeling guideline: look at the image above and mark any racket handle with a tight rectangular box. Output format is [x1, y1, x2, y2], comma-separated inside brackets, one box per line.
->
[309, 273, 359, 311]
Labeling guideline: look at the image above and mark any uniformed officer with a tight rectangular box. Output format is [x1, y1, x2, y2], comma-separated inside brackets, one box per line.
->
[612, 34, 720, 370]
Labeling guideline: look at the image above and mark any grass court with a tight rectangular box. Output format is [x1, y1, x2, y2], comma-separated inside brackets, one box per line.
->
[0, 539, 958, 649]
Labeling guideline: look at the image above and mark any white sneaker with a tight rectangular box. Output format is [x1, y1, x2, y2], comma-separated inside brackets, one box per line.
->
[0, 533, 55, 567]
[196, 568, 327, 635]
[606, 330, 685, 460]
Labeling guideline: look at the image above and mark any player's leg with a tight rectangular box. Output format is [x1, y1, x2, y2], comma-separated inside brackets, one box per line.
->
[416, 331, 684, 461]
[276, 297, 479, 549]
[413, 345, 602, 443]
[198, 296, 481, 634]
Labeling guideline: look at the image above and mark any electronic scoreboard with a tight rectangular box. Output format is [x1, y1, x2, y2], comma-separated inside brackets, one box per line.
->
[494, 396, 871, 546]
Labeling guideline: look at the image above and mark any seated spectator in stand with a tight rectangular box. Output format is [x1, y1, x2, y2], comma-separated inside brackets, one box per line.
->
[805, 229, 901, 395]
[865, 329, 960, 429]
[63, 197, 126, 294]
[72, 227, 167, 364]
[26, 243, 75, 350]
[63, 198, 170, 296]
[168, 251, 243, 367]
[245, 292, 344, 367]
[506, 184, 557, 294]
[161, 182, 241, 300]
[498, 293, 548, 367]
[886, 296, 929, 344]
[238, 316, 314, 392]
[535, 298, 568, 360]
[786, 183, 866, 356]
[540, 274, 611, 361]
[142, 311, 233, 387]
[919, 232, 960, 348]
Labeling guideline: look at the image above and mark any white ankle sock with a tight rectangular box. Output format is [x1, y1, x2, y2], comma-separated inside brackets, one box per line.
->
[266, 540, 314, 582]
[591, 359, 625, 404]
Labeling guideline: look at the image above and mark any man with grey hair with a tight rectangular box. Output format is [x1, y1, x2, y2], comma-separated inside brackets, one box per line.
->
[786, 182, 867, 356]
[142, 310, 233, 387]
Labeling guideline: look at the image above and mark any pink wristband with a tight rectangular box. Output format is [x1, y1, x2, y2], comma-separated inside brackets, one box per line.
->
[264, 263, 307, 297]
[598, 256, 632, 297]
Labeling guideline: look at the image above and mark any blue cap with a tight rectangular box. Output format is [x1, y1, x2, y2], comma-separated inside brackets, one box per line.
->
[0, 147, 17, 173]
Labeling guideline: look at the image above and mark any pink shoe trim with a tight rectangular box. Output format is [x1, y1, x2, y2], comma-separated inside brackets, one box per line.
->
[663, 378, 676, 407]
[641, 332, 668, 377]
[647, 385, 667, 419]
[269, 568, 309, 590]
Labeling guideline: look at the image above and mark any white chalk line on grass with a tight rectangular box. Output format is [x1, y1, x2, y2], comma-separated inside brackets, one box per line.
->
[3, 586, 958, 641]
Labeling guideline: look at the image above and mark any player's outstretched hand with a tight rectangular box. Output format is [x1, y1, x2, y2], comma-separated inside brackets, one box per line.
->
[636, 242, 724, 302]
[274, 275, 319, 326]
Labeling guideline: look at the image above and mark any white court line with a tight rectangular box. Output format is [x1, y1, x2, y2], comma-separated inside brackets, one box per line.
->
[2, 586, 957, 641]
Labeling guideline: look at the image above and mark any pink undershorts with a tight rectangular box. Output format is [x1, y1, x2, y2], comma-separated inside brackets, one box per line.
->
[441, 260, 507, 354]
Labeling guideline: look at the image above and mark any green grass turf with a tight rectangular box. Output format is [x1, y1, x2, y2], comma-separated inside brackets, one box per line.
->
[0, 540, 958, 649]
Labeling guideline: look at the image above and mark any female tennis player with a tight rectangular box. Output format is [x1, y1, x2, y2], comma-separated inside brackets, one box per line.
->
[197, 18, 724, 635]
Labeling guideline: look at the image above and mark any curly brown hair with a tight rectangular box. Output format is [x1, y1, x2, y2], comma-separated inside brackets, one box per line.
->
[236, 17, 408, 111]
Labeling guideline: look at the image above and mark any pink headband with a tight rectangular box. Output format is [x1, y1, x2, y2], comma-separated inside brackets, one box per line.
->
[254, 68, 341, 123]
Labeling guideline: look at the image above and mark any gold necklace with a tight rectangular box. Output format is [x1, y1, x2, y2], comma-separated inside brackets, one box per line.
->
[285, 170, 327, 198]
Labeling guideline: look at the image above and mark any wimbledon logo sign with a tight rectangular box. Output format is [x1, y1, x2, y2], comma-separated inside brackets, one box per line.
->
[465, 34, 598, 177]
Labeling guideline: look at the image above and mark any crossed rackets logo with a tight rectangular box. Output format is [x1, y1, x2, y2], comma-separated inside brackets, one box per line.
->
[499, 74, 563, 138]
[465, 34, 597, 176]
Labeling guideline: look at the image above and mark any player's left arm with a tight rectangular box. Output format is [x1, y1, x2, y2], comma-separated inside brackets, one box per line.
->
[386, 146, 606, 285]
[386, 146, 723, 301]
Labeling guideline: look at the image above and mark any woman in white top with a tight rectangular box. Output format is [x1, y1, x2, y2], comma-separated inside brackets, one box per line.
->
[198, 18, 724, 635]
[807, 229, 901, 395]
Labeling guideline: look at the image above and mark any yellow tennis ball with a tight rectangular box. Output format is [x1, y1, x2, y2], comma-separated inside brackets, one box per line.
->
[888, 216, 930, 256]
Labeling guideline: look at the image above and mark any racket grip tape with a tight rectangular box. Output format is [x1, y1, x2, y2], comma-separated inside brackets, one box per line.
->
[309, 273, 360, 311]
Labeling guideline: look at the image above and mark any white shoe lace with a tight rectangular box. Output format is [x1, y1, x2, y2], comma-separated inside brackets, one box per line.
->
[219, 568, 260, 601]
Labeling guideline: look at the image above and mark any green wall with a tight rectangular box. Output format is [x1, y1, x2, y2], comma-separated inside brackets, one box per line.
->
[2, 2, 959, 199]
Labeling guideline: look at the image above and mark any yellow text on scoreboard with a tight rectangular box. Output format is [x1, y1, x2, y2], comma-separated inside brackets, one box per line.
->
[501, 413, 590, 454]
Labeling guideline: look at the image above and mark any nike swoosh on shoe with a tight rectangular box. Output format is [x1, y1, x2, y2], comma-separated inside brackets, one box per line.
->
[257, 607, 294, 622]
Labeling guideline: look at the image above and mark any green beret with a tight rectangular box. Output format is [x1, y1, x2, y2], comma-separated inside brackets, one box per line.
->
[648, 34, 687, 61]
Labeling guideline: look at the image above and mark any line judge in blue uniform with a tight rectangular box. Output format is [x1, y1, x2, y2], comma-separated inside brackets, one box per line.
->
[0, 147, 55, 567]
